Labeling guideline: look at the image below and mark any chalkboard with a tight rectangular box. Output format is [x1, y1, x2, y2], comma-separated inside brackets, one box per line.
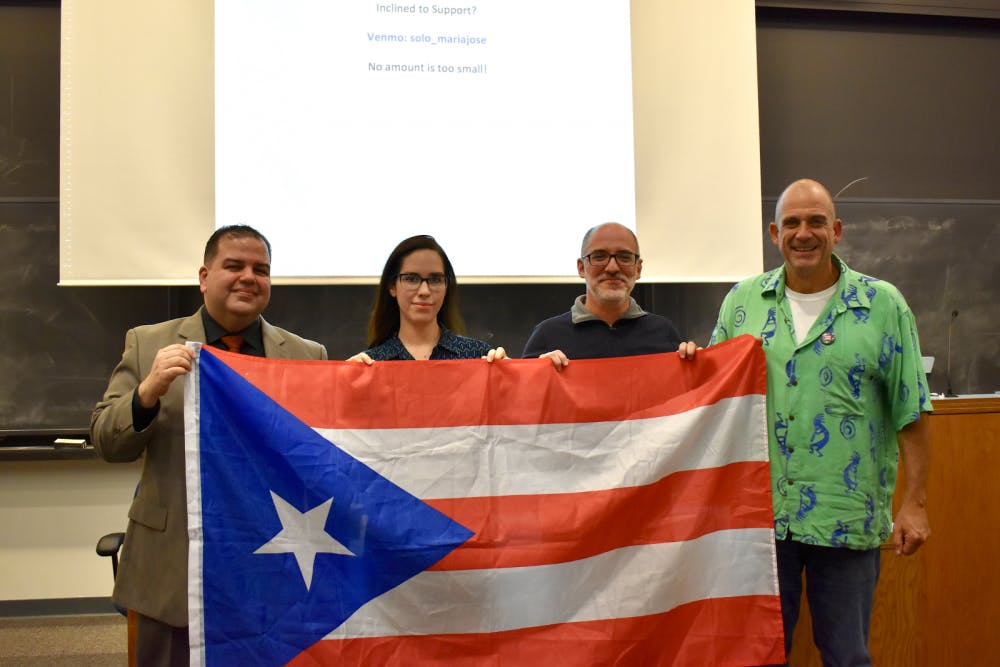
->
[0, 204, 174, 429]
[757, 7, 1000, 201]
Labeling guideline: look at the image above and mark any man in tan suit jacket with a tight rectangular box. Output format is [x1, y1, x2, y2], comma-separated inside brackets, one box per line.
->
[91, 225, 327, 666]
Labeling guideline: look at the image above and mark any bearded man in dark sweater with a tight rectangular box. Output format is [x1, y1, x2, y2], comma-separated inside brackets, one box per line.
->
[522, 222, 695, 366]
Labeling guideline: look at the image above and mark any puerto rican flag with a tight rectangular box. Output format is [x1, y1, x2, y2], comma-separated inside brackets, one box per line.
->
[184, 335, 783, 666]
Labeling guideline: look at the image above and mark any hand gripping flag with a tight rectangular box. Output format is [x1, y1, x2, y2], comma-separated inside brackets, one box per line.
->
[184, 335, 784, 666]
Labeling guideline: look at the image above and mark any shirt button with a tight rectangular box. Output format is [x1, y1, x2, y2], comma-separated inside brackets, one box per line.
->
[789, 415, 795, 421]
[791, 380, 798, 386]
[788, 446, 795, 453]
[787, 479, 795, 485]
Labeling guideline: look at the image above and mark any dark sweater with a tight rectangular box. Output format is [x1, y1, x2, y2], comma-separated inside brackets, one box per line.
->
[522, 297, 682, 359]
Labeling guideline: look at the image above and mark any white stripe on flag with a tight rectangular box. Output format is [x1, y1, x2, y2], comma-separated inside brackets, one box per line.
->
[315, 395, 766, 498]
[183, 342, 207, 667]
[325, 528, 776, 639]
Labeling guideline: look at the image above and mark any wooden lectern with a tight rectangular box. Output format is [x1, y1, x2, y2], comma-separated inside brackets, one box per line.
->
[788, 396, 1000, 665]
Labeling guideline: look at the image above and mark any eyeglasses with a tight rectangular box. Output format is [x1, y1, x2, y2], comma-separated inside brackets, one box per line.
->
[396, 272, 448, 290]
[581, 250, 639, 267]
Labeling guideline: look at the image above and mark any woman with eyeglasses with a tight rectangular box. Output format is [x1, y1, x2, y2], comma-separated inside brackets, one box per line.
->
[347, 235, 506, 363]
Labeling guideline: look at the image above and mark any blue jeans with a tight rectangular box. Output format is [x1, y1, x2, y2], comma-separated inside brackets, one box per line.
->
[771, 538, 881, 667]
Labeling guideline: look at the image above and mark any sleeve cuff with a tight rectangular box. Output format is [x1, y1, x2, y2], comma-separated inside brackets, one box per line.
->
[131, 388, 160, 432]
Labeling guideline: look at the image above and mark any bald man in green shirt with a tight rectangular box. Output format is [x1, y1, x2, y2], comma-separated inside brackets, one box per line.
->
[710, 179, 931, 666]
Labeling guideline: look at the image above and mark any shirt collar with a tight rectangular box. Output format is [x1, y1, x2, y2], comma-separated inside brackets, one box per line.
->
[381, 327, 460, 360]
[570, 295, 646, 324]
[763, 254, 875, 316]
[201, 308, 264, 354]
[762, 254, 851, 298]
[435, 328, 463, 353]
[377, 336, 410, 360]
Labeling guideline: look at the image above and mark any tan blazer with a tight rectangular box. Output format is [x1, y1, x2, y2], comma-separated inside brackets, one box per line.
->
[91, 308, 327, 627]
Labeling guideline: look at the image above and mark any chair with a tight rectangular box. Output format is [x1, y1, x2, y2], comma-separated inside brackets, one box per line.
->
[96, 531, 136, 666]
[96, 532, 126, 613]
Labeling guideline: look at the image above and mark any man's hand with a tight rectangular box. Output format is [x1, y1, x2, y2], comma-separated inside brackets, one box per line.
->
[346, 352, 375, 365]
[538, 350, 569, 371]
[137, 344, 195, 408]
[893, 413, 931, 555]
[483, 347, 508, 362]
[678, 341, 700, 359]
[892, 500, 931, 555]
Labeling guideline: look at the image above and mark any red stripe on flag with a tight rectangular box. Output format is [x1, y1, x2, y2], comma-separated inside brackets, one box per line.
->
[210, 335, 764, 429]
[426, 461, 772, 570]
[287, 594, 785, 667]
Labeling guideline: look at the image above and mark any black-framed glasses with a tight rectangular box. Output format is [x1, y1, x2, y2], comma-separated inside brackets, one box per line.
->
[581, 250, 639, 267]
[396, 272, 448, 290]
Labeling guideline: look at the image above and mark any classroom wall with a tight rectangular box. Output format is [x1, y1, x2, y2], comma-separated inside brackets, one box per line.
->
[0, 460, 140, 600]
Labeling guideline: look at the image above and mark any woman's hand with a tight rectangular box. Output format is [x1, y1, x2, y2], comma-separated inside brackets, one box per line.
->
[483, 347, 508, 362]
[346, 352, 374, 365]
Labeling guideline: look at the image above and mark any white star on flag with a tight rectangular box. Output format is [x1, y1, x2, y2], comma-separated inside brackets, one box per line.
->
[254, 491, 356, 590]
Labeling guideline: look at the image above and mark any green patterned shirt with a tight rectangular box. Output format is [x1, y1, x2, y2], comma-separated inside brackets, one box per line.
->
[710, 255, 932, 549]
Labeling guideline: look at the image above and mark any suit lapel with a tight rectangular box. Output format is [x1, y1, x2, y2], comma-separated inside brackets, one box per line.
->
[261, 318, 288, 359]
[177, 309, 208, 345]
[181, 308, 289, 358]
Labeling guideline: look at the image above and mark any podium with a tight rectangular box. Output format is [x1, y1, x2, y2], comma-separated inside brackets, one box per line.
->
[788, 396, 1000, 666]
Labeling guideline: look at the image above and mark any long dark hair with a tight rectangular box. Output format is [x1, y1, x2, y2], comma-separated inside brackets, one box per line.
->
[367, 235, 467, 347]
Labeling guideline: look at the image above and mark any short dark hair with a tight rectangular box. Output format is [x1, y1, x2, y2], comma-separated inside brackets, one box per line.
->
[204, 225, 272, 264]
[367, 235, 466, 347]
[580, 223, 639, 257]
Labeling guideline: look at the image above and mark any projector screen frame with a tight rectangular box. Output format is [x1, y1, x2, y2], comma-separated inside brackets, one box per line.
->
[59, 0, 762, 286]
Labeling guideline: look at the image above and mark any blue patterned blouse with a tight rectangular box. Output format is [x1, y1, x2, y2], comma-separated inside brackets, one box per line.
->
[364, 328, 492, 360]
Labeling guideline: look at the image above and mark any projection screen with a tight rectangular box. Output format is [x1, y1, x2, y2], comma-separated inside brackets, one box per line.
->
[59, 0, 762, 285]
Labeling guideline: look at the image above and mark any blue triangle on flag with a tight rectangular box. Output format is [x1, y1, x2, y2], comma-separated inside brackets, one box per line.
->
[195, 350, 473, 665]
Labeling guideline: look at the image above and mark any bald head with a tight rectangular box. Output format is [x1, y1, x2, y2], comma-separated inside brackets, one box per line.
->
[775, 179, 836, 228]
[769, 178, 843, 293]
[580, 222, 639, 257]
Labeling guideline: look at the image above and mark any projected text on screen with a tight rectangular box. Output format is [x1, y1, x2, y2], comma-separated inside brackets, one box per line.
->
[215, 0, 636, 279]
